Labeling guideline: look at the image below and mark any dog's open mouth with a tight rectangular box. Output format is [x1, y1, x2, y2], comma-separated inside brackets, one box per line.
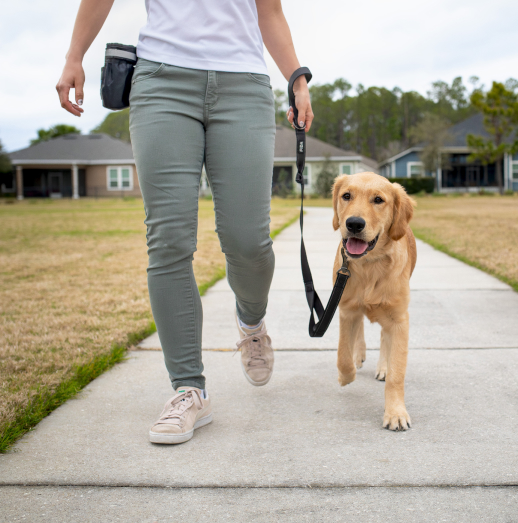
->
[343, 234, 379, 258]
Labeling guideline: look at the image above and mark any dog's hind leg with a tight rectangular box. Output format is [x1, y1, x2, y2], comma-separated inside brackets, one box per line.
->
[354, 316, 367, 369]
[337, 309, 363, 386]
[375, 329, 388, 381]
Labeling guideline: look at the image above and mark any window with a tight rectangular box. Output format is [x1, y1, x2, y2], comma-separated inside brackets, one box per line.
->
[107, 166, 133, 190]
[407, 162, 424, 178]
[302, 165, 311, 186]
[512, 162, 518, 180]
[341, 164, 353, 175]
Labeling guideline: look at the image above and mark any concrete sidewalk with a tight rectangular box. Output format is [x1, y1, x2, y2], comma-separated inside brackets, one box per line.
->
[1, 207, 518, 522]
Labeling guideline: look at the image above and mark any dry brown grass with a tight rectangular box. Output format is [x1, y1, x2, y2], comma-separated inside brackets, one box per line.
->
[410, 194, 518, 290]
[0, 197, 299, 434]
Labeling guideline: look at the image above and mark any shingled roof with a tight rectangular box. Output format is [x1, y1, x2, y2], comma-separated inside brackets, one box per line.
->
[9, 133, 134, 164]
[274, 126, 378, 169]
[441, 112, 518, 148]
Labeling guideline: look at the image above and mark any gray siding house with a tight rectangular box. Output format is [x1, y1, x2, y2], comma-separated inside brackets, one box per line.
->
[379, 114, 518, 192]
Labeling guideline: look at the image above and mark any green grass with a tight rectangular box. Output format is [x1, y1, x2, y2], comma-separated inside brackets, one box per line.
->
[198, 266, 227, 297]
[271, 213, 300, 240]
[0, 321, 156, 454]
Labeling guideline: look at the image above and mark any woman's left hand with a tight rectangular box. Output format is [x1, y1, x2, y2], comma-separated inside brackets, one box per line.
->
[286, 76, 314, 132]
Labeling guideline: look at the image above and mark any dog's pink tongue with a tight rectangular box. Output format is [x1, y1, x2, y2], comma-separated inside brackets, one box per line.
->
[346, 237, 368, 255]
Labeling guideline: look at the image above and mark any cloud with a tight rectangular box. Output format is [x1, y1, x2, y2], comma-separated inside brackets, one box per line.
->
[1, 0, 517, 151]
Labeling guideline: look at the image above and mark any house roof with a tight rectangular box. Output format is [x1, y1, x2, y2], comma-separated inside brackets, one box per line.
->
[440, 113, 490, 147]
[9, 133, 134, 165]
[380, 113, 517, 166]
[274, 126, 378, 169]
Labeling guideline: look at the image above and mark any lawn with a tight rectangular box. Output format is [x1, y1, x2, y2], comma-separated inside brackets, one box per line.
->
[410, 193, 518, 291]
[0, 196, 300, 451]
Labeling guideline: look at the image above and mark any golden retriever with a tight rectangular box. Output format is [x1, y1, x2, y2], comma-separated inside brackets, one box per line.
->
[331, 172, 416, 431]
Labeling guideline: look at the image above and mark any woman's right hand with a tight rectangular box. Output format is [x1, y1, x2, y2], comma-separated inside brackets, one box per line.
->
[56, 59, 85, 117]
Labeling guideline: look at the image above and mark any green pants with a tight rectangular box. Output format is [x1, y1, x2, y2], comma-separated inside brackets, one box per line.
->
[129, 59, 276, 390]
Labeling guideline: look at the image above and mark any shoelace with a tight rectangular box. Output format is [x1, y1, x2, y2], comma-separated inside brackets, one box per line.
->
[156, 389, 203, 427]
[235, 329, 271, 367]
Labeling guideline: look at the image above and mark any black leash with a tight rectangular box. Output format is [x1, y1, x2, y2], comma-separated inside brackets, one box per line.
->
[288, 67, 351, 338]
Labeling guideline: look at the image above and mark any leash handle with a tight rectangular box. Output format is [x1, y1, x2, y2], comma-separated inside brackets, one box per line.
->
[288, 67, 312, 131]
[288, 67, 312, 187]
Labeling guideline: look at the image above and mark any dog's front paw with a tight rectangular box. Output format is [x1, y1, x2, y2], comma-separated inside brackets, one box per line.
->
[375, 362, 387, 381]
[383, 406, 411, 431]
[338, 368, 356, 386]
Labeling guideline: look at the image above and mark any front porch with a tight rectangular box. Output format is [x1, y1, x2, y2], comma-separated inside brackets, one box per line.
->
[13, 164, 85, 200]
[439, 154, 503, 191]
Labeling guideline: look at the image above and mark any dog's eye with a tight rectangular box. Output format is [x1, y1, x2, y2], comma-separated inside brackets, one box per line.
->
[342, 193, 351, 201]
[374, 196, 384, 204]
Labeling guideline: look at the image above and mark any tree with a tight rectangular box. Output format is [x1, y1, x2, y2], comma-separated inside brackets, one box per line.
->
[410, 113, 452, 183]
[31, 124, 81, 145]
[467, 81, 518, 194]
[91, 108, 130, 142]
[0, 140, 12, 173]
[314, 155, 338, 198]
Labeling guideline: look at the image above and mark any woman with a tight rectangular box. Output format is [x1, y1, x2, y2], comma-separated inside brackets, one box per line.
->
[57, 0, 313, 444]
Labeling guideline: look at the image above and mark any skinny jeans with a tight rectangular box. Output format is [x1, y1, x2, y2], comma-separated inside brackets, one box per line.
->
[129, 59, 276, 390]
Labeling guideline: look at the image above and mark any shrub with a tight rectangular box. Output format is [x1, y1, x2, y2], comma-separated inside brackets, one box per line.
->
[314, 156, 338, 198]
[390, 177, 435, 194]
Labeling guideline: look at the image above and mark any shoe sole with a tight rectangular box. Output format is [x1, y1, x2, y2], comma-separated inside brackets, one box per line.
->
[240, 359, 272, 386]
[149, 413, 213, 444]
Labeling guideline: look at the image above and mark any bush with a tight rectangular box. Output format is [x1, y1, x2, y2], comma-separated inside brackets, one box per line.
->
[272, 168, 294, 198]
[390, 177, 435, 194]
[314, 156, 338, 198]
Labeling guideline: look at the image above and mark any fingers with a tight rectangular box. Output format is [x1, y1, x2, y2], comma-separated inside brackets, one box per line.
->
[56, 62, 85, 117]
[56, 82, 84, 117]
[75, 85, 84, 108]
[286, 107, 294, 128]
[296, 105, 307, 130]
[305, 107, 314, 132]
[285, 104, 314, 132]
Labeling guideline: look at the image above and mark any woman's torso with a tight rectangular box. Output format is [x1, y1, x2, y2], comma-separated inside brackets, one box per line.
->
[137, 0, 268, 74]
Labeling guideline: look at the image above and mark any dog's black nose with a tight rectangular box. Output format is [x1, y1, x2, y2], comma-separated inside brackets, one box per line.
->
[346, 216, 366, 234]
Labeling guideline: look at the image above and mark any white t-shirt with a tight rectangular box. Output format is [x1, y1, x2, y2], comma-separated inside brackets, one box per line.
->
[137, 0, 269, 74]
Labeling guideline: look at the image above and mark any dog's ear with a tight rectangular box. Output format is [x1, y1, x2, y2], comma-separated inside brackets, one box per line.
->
[332, 176, 347, 231]
[389, 183, 415, 241]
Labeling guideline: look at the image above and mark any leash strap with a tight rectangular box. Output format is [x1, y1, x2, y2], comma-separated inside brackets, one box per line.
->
[288, 67, 351, 338]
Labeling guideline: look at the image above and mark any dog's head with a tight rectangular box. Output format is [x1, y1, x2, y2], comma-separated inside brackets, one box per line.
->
[332, 172, 415, 259]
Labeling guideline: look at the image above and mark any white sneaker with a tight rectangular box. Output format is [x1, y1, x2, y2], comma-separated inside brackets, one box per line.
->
[235, 311, 274, 386]
[149, 387, 212, 444]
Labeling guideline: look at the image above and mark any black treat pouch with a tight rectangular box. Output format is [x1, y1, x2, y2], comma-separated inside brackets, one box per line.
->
[100, 43, 137, 110]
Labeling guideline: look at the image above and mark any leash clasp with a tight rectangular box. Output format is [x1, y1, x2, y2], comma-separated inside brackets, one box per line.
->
[336, 247, 350, 277]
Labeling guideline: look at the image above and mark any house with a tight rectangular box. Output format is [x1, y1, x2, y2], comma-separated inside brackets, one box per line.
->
[272, 125, 378, 194]
[6, 128, 378, 199]
[7, 133, 139, 199]
[379, 114, 518, 192]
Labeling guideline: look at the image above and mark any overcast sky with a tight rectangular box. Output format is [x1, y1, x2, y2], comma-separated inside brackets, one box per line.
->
[1, 0, 517, 152]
